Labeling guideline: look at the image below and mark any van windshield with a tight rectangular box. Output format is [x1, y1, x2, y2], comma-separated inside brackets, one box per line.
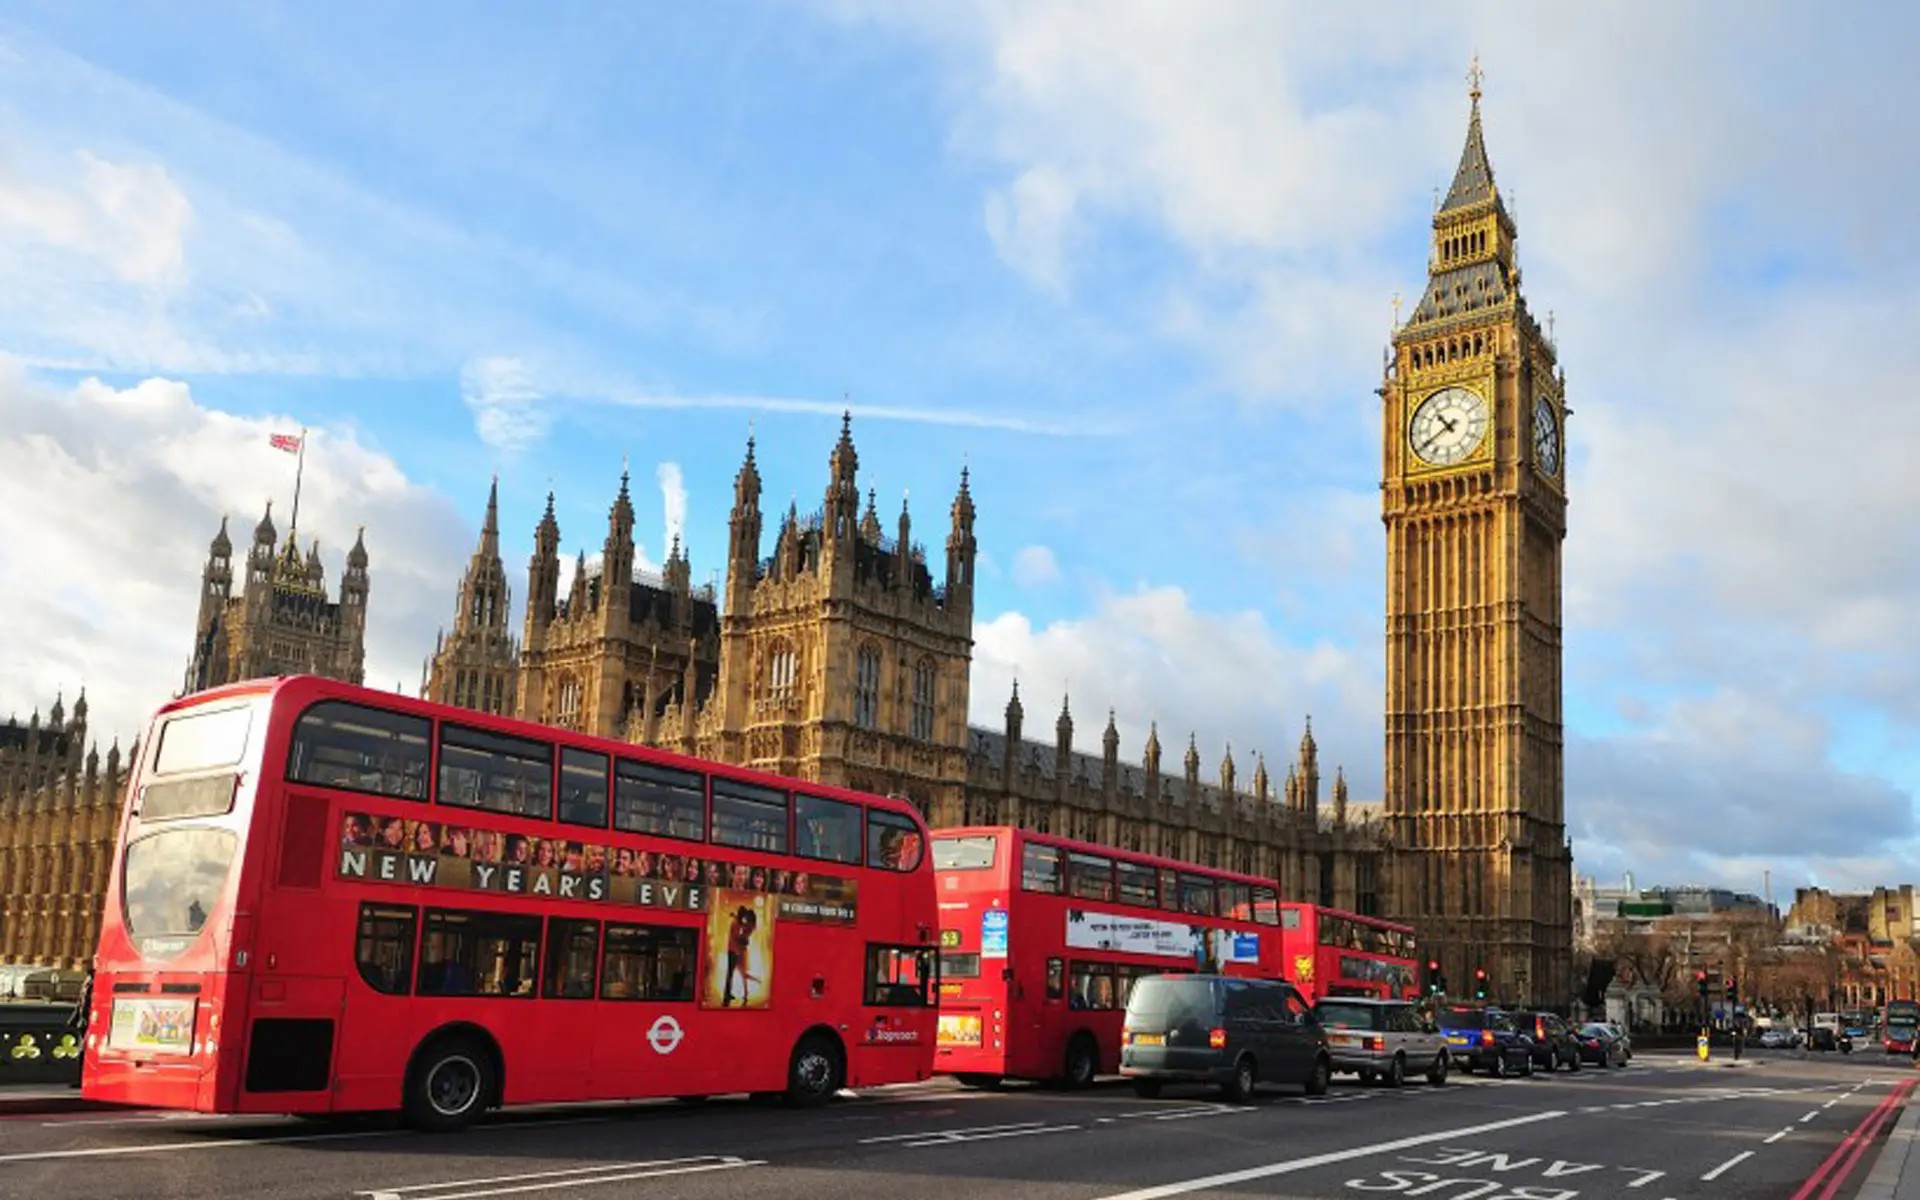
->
[1126, 977, 1214, 1024]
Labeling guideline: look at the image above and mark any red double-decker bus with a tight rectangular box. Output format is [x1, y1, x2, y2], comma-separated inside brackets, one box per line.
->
[930, 825, 1289, 1088]
[1278, 903, 1418, 1003]
[82, 676, 938, 1129]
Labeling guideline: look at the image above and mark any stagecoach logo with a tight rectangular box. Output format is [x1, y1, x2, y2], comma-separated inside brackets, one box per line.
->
[647, 1015, 684, 1055]
[1293, 954, 1316, 983]
[865, 1021, 921, 1044]
[335, 811, 858, 923]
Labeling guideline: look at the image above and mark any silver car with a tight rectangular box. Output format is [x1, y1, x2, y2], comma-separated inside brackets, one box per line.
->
[1315, 997, 1450, 1086]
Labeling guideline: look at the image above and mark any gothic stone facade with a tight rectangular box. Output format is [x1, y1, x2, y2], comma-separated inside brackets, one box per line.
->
[968, 690, 1389, 915]
[466, 418, 1387, 906]
[1381, 81, 1574, 1006]
[0, 693, 131, 970]
[186, 504, 369, 692]
[423, 478, 519, 715]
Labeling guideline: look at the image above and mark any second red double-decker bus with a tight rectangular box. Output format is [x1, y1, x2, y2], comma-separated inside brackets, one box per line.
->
[82, 676, 939, 1129]
[1278, 903, 1418, 1003]
[930, 825, 1289, 1087]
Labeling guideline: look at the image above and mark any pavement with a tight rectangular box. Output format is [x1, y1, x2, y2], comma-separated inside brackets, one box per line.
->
[0, 1049, 1916, 1200]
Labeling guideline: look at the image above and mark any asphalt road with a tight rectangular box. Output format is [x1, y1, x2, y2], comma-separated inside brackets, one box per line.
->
[2, 1049, 1914, 1200]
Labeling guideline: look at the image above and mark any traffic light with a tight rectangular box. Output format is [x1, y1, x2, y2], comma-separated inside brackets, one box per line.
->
[1428, 960, 1445, 996]
[1727, 977, 1739, 1006]
[1474, 967, 1488, 1001]
[1696, 970, 1709, 999]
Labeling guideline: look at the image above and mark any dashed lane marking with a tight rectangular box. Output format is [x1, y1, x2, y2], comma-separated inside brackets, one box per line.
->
[1702, 1151, 1754, 1181]
[353, 1156, 763, 1200]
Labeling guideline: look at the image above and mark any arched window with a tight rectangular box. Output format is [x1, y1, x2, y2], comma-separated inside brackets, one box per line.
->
[910, 658, 936, 741]
[556, 675, 582, 730]
[854, 644, 880, 729]
[765, 641, 797, 701]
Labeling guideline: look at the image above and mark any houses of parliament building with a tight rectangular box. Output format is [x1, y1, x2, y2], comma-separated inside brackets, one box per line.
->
[1, 76, 1572, 1005]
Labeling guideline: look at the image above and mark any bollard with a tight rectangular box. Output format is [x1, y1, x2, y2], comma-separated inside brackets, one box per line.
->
[1696, 1031, 1710, 1062]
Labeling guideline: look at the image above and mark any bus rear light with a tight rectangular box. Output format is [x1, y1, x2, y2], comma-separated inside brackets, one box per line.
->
[1208, 1028, 1227, 1049]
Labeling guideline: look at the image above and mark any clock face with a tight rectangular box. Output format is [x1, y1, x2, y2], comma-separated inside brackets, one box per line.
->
[1408, 386, 1489, 467]
[1533, 396, 1561, 476]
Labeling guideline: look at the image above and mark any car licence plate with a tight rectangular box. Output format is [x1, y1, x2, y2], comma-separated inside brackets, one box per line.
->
[1132, 1033, 1165, 1046]
[1330, 1033, 1357, 1046]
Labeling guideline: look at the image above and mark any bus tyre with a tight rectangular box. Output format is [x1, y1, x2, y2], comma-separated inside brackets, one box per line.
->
[1384, 1054, 1405, 1089]
[1305, 1055, 1331, 1097]
[1062, 1035, 1097, 1090]
[784, 1034, 842, 1108]
[954, 1073, 1003, 1090]
[405, 1036, 493, 1133]
[1131, 1078, 1163, 1099]
[1223, 1055, 1257, 1103]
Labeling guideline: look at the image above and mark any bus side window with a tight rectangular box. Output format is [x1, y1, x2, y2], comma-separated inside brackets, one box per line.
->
[418, 908, 542, 998]
[600, 923, 697, 1002]
[542, 917, 600, 1000]
[354, 903, 416, 995]
[865, 945, 935, 1007]
[557, 748, 610, 829]
[289, 701, 431, 801]
[868, 810, 923, 872]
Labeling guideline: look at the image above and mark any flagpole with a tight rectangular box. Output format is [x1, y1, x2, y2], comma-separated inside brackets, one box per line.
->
[289, 426, 308, 534]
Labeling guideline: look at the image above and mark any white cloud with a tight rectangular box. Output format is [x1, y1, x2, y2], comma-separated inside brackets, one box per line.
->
[970, 586, 1381, 797]
[0, 150, 192, 290]
[460, 356, 549, 454]
[983, 166, 1078, 296]
[0, 357, 467, 745]
[1009, 544, 1061, 588]
[657, 461, 687, 553]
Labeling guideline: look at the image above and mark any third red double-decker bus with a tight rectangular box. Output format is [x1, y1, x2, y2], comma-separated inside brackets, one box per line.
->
[1278, 903, 1418, 1003]
[82, 676, 939, 1130]
[930, 825, 1289, 1088]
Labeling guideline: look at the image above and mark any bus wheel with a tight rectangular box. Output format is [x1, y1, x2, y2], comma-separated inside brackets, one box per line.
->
[1062, 1034, 1098, 1090]
[784, 1033, 842, 1108]
[954, 1073, 1003, 1090]
[405, 1036, 494, 1133]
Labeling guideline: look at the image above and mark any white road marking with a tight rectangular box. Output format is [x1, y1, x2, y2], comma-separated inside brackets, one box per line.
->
[354, 1156, 762, 1200]
[902, 1124, 1080, 1148]
[859, 1119, 1081, 1147]
[1823, 1099, 1839, 1108]
[1765, 1129, 1790, 1144]
[1701, 1151, 1753, 1181]
[1090, 1110, 1567, 1200]
[1800, 1111, 1819, 1122]
[0, 1115, 609, 1164]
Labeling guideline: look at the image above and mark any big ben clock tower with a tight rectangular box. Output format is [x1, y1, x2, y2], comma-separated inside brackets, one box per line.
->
[1382, 66, 1573, 1007]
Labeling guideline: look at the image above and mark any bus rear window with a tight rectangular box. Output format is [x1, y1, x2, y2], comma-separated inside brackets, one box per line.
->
[942, 952, 982, 979]
[932, 836, 996, 871]
[122, 827, 238, 958]
[155, 705, 252, 775]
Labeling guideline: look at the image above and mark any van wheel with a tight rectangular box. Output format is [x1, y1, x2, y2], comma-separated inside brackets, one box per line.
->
[1061, 1035, 1097, 1090]
[1222, 1055, 1257, 1103]
[784, 1033, 842, 1108]
[954, 1073, 1003, 1090]
[1426, 1052, 1449, 1086]
[1384, 1054, 1405, 1088]
[404, 1035, 493, 1133]
[1304, 1055, 1331, 1096]
[1131, 1078, 1163, 1099]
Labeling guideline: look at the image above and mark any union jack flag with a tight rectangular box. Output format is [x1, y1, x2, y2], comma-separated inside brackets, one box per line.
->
[269, 432, 302, 454]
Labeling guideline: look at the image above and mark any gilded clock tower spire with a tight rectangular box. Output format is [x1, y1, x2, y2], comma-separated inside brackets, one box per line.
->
[1381, 63, 1572, 1008]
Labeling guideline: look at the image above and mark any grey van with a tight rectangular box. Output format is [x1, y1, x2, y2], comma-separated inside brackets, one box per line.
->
[1119, 974, 1332, 1101]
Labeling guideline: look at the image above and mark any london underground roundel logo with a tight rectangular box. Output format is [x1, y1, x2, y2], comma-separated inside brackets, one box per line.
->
[647, 1015, 684, 1055]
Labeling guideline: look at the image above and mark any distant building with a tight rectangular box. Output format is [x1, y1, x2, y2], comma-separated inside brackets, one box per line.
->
[423, 478, 518, 715]
[0, 691, 130, 969]
[1575, 875, 1774, 947]
[185, 504, 369, 691]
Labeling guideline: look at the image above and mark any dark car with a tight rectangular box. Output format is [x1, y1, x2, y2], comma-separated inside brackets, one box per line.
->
[1809, 1027, 1852, 1053]
[1521, 1011, 1582, 1072]
[1435, 1005, 1534, 1077]
[1120, 974, 1332, 1101]
[1574, 1022, 1628, 1067]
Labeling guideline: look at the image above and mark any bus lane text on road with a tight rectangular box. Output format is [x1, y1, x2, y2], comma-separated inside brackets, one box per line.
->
[1346, 1144, 1665, 1200]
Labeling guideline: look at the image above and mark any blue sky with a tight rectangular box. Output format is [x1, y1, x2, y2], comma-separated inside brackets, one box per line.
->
[2, 2, 1916, 896]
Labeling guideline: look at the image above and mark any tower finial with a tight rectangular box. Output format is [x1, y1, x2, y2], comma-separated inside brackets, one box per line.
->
[1468, 51, 1483, 106]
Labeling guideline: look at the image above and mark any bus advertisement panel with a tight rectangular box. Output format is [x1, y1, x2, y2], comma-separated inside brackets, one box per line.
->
[1279, 903, 1419, 1003]
[82, 676, 939, 1129]
[931, 826, 1287, 1088]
